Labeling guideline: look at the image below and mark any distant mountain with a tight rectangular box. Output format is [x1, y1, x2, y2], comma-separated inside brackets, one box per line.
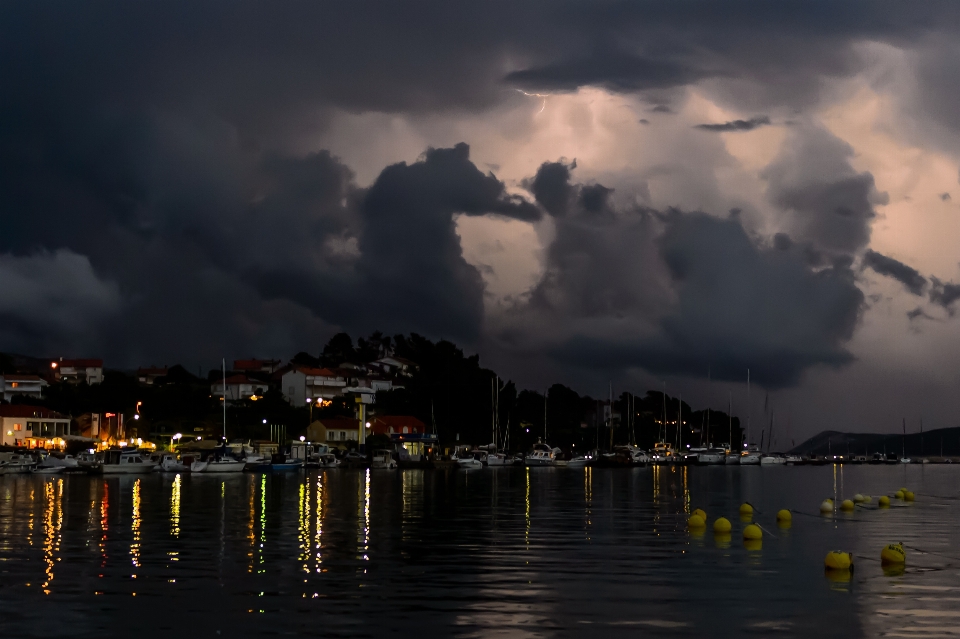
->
[790, 427, 960, 457]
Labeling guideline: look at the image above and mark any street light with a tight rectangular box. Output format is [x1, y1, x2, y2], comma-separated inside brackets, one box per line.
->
[299, 435, 305, 442]
[171, 432, 182, 450]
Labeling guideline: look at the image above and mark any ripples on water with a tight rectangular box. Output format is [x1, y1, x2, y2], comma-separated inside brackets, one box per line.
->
[0, 465, 958, 638]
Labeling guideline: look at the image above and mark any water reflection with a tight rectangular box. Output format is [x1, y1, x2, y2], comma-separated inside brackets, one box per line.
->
[131, 478, 141, 569]
[0, 466, 958, 638]
[170, 474, 181, 538]
[40, 478, 62, 594]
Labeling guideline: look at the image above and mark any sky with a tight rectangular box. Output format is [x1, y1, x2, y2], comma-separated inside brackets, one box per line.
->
[3, 1, 960, 441]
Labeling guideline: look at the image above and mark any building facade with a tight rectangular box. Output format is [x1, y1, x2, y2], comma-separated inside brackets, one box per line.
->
[55, 358, 104, 384]
[306, 417, 361, 446]
[281, 366, 348, 405]
[0, 374, 48, 402]
[0, 405, 73, 448]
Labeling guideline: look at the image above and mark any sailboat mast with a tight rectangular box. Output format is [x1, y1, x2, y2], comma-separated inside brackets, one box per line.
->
[222, 358, 227, 441]
[728, 391, 732, 451]
[746, 368, 751, 448]
[544, 388, 548, 442]
[678, 392, 682, 452]
[706, 368, 711, 448]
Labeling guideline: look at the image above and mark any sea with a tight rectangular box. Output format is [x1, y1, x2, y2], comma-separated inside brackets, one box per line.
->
[1, 464, 958, 638]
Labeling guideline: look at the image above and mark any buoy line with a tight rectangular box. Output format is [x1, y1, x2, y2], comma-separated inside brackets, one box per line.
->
[902, 544, 960, 563]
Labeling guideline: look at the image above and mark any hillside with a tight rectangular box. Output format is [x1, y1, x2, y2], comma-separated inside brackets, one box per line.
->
[790, 427, 960, 457]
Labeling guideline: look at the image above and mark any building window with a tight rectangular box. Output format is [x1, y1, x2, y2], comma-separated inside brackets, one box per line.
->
[10, 382, 18, 388]
[14, 423, 22, 431]
[327, 431, 334, 441]
[27, 422, 38, 432]
[402, 426, 408, 434]
[339, 431, 345, 441]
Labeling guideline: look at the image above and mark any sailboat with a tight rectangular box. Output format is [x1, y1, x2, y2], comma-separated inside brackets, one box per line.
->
[193, 359, 246, 473]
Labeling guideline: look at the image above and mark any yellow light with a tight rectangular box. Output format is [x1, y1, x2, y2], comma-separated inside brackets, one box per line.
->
[50, 362, 57, 369]
[6, 431, 12, 436]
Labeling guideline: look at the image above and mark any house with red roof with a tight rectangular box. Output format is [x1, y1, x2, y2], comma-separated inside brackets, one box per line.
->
[0, 374, 48, 402]
[281, 365, 348, 405]
[0, 405, 73, 447]
[211, 375, 268, 401]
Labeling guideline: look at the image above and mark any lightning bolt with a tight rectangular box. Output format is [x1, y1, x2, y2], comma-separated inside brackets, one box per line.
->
[516, 89, 550, 114]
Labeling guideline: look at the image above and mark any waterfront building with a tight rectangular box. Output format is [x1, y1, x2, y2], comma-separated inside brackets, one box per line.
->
[0, 405, 73, 448]
[370, 415, 435, 458]
[306, 417, 361, 446]
[0, 374, 48, 401]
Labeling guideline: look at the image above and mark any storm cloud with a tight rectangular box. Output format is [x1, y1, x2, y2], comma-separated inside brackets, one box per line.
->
[695, 115, 771, 132]
[862, 250, 928, 295]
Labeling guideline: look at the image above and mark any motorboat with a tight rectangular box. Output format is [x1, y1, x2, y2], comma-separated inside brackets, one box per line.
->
[485, 452, 514, 467]
[77, 451, 100, 470]
[612, 445, 650, 466]
[699, 448, 726, 465]
[0, 453, 38, 474]
[740, 445, 761, 465]
[38, 452, 79, 469]
[98, 449, 157, 474]
[192, 456, 246, 473]
[31, 466, 63, 475]
[341, 451, 368, 469]
[315, 453, 340, 468]
[453, 449, 483, 469]
[649, 442, 676, 464]
[760, 454, 786, 465]
[725, 451, 741, 465]
[566, 455, 589, 467]
[524, 442, 558, 467]
[784, 454, 803, 465]
[154, 453, 190, 472]
[371, 449, 398, 470]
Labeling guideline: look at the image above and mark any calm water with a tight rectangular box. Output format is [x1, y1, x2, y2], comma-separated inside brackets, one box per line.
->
[1, 465, 959, 638]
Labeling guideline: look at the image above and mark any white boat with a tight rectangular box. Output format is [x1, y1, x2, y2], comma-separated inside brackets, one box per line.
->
[900, 457, 913, 464]
[524, 442, 558, 467]
[485, 452, 514, 467]
[39, 453, 79, 468]
[371, 449, 398, 470]
[77, 451, 100, 470]
[31, 466, 63, 475]
[725, 452, 741, 465]
[649, 442, 676, 464]
[784, 454, 803, 465]
[0, 453, 38, 474]
[315, 453, 340, 468]
[566, 456, 589, 467]
[453, 449, 482, 469]
[760, 454, 786, 465]
[194, 457, 246, 473]
[99, 449, 157, 474]
[152, 453, 189, 472]
[740, 444, 761, 465]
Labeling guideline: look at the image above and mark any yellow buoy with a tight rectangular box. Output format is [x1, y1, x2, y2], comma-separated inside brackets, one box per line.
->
[824, 551, 853, 570]
[904, 491, 915, 502]
[853, 493, 866, 503]
[776, 509, 792, 522]
[743, 523, 762, 540]
[692, 508, 707, 521]
[739, 503, 753, 516]
[713, 516, 732, 533]
[744, 538, 762, 551]
[894, 490, 904, 499]
[819, 499, 834, 514]
[840, 499, 855, 512]
[900, 487, 908, 494]
[878, 495, 890, 507]
[862, 495, 872, 503]
[687, 514, 706, 528]
[880, 543, 906, 565]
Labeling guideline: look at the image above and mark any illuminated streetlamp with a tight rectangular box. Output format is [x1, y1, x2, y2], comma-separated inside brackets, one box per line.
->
[171, 432, 182, 450]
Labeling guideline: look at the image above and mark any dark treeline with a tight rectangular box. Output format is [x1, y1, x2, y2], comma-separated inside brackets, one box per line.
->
[3, 333, 742, 451]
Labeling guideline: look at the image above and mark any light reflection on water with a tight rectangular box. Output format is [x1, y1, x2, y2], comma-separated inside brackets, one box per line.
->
[0, 466, 957, 637]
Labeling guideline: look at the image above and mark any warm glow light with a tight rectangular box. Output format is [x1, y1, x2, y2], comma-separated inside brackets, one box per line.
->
[299, 436, 305, 442]
[50, 362, 57, 369]
[173, 433, 182, 440]
[365, 422, 371, 428]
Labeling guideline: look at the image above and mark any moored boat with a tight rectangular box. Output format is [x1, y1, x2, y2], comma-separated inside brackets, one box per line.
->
[98, 449, 157, 474]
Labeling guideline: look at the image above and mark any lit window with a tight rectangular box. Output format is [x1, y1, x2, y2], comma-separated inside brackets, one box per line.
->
[402, 426, 408, 434]
[10, 382, 17, 388]
[13, 423, 22, 431]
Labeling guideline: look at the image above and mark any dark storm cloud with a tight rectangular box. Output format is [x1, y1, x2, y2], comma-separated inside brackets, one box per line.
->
[695, 115, 771, 132]
[349, 143, 540, 339]
[553, 212, 864, 388]
[4, 0, 960, 376]
[861, 250, 928, 296]
[504, 50, 709, 93]
[763, 126, 888, 254]
[930, 278, 960, 314]
[528, 161, 576, 217]
[517, 164, 863, 389]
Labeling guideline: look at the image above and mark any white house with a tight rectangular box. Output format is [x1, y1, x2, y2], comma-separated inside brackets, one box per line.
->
[281, 366, 348, 405]
[0, 374, 48, 402]
[0, 405, 73, 448]
[55, 358, 104, 384]
[369, 356, 417, 377]
[211, 375, 267, 401]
